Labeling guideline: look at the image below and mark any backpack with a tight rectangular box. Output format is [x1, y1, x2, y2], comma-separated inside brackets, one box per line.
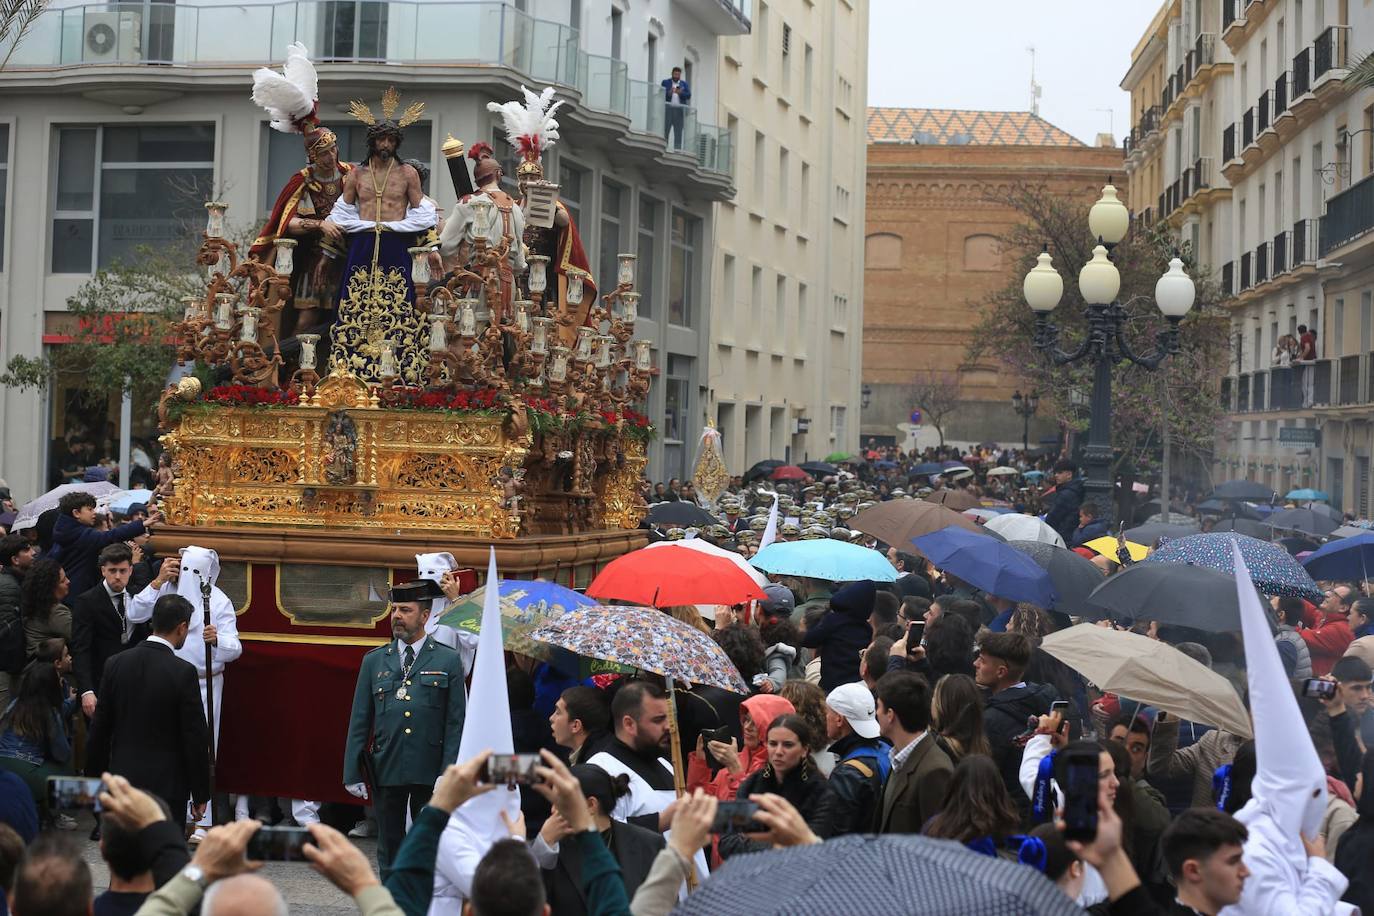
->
[842, 739, 893, 784]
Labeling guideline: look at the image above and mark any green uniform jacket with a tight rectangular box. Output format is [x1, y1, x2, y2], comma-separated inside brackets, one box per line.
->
[343, 637, 466, 788]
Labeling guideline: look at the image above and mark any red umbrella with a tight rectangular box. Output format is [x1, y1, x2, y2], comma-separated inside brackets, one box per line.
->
[587, 545, 768, 608]
[770, 465, 810, 481]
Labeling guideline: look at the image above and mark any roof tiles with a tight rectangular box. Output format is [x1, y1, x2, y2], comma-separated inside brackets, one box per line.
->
[867, 107, 1084, 147]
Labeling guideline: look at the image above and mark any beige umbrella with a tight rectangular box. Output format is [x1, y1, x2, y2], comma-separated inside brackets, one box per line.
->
[1041, 624, 1252, 738]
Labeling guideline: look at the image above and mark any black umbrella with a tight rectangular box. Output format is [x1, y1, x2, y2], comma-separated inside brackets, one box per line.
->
[1267, 506, 1340, 537]
[742, 459, 784, 483]
[1209, 480, 1276, 502]
[798, 461, 840, 477]
[1006, 540, 1106, 617]
[1125, 521, 1201, 545]
[1211, 517, 1272, 539]
[646, 501, 720, 527]
[1277, 535, 1321, 556]
[673, 833, 1082, 916]
[1085, 561, 1262, 632]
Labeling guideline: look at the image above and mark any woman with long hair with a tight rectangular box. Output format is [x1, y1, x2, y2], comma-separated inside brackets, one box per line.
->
[711, 624, 766, 687]
[922, 754, 1020, 854]
[0, 662, 73, 819]
[718, 714, 833, 860]
[931, 673, 991, 761]
[686, 693, 794, 800]
[20, 559, 70, 662]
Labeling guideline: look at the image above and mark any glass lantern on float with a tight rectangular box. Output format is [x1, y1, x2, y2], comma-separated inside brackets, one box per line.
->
[549, 346, 571, 383]
[204, 201, 228, 238]
[530, 317, 552, 355]
[409, 246, 432, 286]
[214, 293, 236, 331]
[633, 339, 652, 372]
[620, 291, 640, 325]
[298, 334, 321, 371]
[273, 238, 296, 276]
[575, 327, 595, 362]
[617, 253, 636, 288]
[457, 299, 479, 338]
[514, 300, 532, 333]
[181, 296, 203, 322]
[239, 307, 261, 343]
[428, 313, 448, 353]
[567, 274, 585, 305]
[527, 255, 549, 297]
[378, 341, 399, 379]
[595, 335, 613, 368]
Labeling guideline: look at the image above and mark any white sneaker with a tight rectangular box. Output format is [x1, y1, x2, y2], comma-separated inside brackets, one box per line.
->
[347, 819, 377, 838]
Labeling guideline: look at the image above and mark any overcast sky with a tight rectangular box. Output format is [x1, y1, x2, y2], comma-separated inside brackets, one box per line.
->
[868, 0, 1166, 145]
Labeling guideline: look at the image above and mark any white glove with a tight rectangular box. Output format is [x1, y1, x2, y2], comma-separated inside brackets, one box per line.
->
[345, 782, 369, 800]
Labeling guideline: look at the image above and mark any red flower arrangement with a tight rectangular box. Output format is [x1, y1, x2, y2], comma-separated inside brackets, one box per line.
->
[389, 387, 503, 412]
[205, 385, 299, 407]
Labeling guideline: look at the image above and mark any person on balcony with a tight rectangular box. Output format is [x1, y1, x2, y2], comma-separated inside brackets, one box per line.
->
[661, 67, 691, 150]
[1298, 324, 1318, 407]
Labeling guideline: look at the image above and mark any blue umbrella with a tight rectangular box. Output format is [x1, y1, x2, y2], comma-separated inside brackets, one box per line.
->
[1286, 488, 1329, 501]
[1023, 470, 1046, 480]
[911, 527, 1056, 607]
[910, 462, 944, 476]
[940, 460, 965, 469]
[750, 540, 898, 583]
[1301, 533, 1374, 581]
[1147, 532, 1322, 601]
[874, 459, 898, 469]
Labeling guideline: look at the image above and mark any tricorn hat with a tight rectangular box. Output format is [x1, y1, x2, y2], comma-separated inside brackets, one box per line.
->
[390, 579, 446, 605]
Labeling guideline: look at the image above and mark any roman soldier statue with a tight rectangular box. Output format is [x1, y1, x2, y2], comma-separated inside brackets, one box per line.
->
[249, 43, 352, 341]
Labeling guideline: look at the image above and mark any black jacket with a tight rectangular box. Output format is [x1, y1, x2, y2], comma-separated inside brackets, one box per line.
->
[70, 584, 143, 698]
[542, 819, 664, 916]
[86, 639, 210, 814]
[983, 681, 1057, 811]
[801, 583, 875, 693]
[1070, 519, 1110, 548]
[0, 568, 23, 676]
[48, 515, 147, 598]
[811, 733, 886, 838]
[1338, 815, 1374, 914]
[1044, 477, 1086, 543]
[719, 763, 833, 859]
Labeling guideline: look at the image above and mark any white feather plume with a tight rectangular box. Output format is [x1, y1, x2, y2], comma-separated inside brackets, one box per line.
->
[486, 84, 564, 153]
[251, 41, 318, 134]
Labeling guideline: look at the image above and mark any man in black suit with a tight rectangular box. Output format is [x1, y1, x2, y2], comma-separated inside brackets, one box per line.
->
[71, 543, 141, 722]
[86, 593, 210, 826]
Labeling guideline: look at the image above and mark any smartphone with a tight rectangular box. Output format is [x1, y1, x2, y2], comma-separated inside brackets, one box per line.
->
[47, 776, 103, 813]
[1061, 748, 1101, 843]
[246, 826, 311, 862]
[701, 726, 733, 768]
[1049, 700, 1071, 721]
[481, 752, 545, 786]
[907, 621, 925, 648]
[710, 800, 766, 834]
[1302, 677, 1338, 700]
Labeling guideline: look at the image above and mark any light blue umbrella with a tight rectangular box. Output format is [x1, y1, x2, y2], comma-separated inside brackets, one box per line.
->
[1024, 470, 1046, 480]
[1285, 488, 1329, 502]
[750, 540, 898, 583]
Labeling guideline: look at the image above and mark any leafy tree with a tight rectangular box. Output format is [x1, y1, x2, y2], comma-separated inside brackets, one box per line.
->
[1, 0, 51, 70]
[899, 368, 962, 447]
[965, 185, 1230, 494]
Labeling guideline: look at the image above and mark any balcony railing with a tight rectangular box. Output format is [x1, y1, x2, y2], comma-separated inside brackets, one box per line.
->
[1272, 230, 1290, 274]
[1293, 47, 1312, 96]
[1320, 172, 1374, 255]
[1339, 355, 1363, 406]
[1313, 25, 1349, 80]
[1270, 367, 1302, 410]
[1255, 242, 1270, 284]
[1221, 260, 1235, 296]
[1273, 72, 1289, 116]
[1314, 359, 1333, 406]
[1242, 107, 1256, 147]
[1294, 218, 1319, 264]
[1223, 124, 1236, 162]
[1254, 371, 1269, 410]
[1238, 373, 1251, 411]
[1257, 89, 1271, 132]
[1138, 105, 1161, 136]
[1240, 251, 1252, 289]
[0, 0, 735, 179]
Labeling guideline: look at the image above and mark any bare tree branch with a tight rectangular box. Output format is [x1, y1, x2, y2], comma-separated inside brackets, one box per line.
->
[897, 369, 963, 446]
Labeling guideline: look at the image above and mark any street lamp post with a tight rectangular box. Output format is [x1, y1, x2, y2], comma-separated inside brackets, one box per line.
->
[1011, 389, 1039, 453]
[1022, 183, 1197, 520]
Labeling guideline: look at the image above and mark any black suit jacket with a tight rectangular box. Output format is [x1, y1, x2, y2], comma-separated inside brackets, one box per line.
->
[86, 639, 210, 812]
[70, 584, 141, 697]
[543, 819, 665, 916]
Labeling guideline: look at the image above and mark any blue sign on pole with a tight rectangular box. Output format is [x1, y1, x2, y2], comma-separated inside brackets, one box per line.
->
[909, 409, 922, 425]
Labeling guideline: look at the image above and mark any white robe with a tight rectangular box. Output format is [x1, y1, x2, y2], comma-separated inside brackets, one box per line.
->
[1220, 800, 1356, 916]
[587, 750, 708, 886]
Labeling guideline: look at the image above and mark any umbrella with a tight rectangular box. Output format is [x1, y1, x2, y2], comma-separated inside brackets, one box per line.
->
[923, 489, 981, 512]
[909, 463, 945, 477]
[984, 513, 1065, 547]
[1305, 502, 1343, 521]
[824, 451, 853, 463]
[437, 579, 598, 662]
[107, 491, 152, 514]
[873, 459, 898, 470]
[851, 499, 995, 546]
[1041, 624, 1251, 737]
[11, 480, 121, 530]
[1266, 506, 1340, 537]
[1005, 540, 1106, 616]
[646, 538, 769, 588]
[770, 465, 810, 482]
[1146, 532, 1322, 601]
[1023, 470, 1046, 480]
[0, 511, 15, 531]
[1209, 480, 1276, 502]
[1124, 521, 1200, 545]
[911, 528, 1055, 607]
[986, 466, 1021, 477]
[1286, 488, 1329, 501]
[799, 461, 840, 477]
[646, 501, 720, 528]
[1196, 498, 1262, 518]
[1330, 525, 1372, 539]
[528, 604, 748, 694]
[963, 507, 1012, 522]
[743, 459, 784, 483]
[1302, 533, 1374, 581]
[1084, 561, 1257, 632]
[673, 833, 1083, 916]
[940, 460, 966, 469]
[587, 545, 767, 607]
[750, 539, 899, 583]
[1211, 517, 1273, 538]
[1081, 536, 1150, 563]
[1276, 536, 1321, 556]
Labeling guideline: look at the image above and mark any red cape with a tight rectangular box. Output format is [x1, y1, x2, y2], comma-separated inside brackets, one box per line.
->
[250, 163, 353, 260]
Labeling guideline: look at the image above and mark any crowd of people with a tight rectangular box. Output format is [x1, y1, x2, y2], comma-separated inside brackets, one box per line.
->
[0, 444, 1372, 916]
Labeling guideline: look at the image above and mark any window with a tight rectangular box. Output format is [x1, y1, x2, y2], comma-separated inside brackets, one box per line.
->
[646, 34, 657, 83]
[1363, 291, 1373, 353]
[751, 265, 763, 311]
[837, 75, 853, 114]
[722, 253, 736, 310]
[263, 121, 433, 212]
[803, 43, 814, 108]
[798, 282, 808, 333]
[830, 404, 847, 446]
[756, 2, 768, 72]
[636, 194, 661, 319]
[570, 0, 581, 30]
[320, 1, 388, 61]
[832, 293, 848, 323]
[668, 209, 700, 327]
[776, 275, 786, 322]
[558, 159, 585, 226]
[52, 124, 215, 274]
[664, 353, 693, 465]
[800, 161, 810, 218]
[834, 185, 851, 220]
[781, 23, 791, 92]
[598, 179, 628, 298]
[754, 131, 766, 185]
[963, 234, 1001, 271]
[865, 232, 902, 269]
[777, 147, 789, 212]
[610, 8, 622, 60]
[0, 124, 8, 272]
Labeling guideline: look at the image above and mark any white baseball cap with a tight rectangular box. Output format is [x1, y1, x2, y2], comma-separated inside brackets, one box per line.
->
[826, 682, 880, 740]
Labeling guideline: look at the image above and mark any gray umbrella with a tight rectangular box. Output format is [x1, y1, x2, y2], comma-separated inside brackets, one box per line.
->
[671, 834, 1082, 916]
[1126, 521, 1202, 545]
[1084, 561, 1265, 632]
[1267, 506, 1340, 537]
[1006, 539, 1106, 616]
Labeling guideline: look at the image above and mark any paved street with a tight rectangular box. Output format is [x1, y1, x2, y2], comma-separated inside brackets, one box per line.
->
[69, 811, 380, 915]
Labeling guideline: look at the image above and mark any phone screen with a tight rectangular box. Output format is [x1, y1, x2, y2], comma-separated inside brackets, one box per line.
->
[47, 776, 103, 812]
[246, 826, 311, 862]
[1062, 750, 1100, 842]
[710, 800, 766, 834]
[1049, 700, 1071, 720]
[482, 753, 545, 786]
[907, 621, 925, 648]
[1301, 677, 1337, 700]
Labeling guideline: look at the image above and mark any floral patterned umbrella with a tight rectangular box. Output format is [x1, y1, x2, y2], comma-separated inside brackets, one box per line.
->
[438, 579, 593, 661]
[528, 604, 749, 694]
[1146, 532, 1323, 601]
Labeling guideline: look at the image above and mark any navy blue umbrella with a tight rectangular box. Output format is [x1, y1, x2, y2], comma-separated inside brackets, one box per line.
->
[1302, 533, 1374, 581]
[910, 462, 944, 477]
[912, 527, 1056, 607]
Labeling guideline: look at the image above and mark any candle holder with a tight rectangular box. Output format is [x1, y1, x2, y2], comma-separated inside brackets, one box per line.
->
[567, 274, 585, 305]
[239, 306, 261, 343]
[595, 334, 614, 368]
[204, 201, 228, 238]
[621, 291, 640, 325]
[575, 326, 595, 362]
[549, 346, 571, 383]
[514, 300, 532, 333]
[273, 238, 297, 276]
[531, 316, 553, 355]
[181, 296, 203, 322]
[409, 246, 432, 286]
[617, 252, 637, 288]
[527, 255, 549, 296]
[379, 340, 399, 380]
[633, 339, 652, 372]
[214, 293, 236, 331]
[458, 299, 479, 338]
[298, 334, 321, 371]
